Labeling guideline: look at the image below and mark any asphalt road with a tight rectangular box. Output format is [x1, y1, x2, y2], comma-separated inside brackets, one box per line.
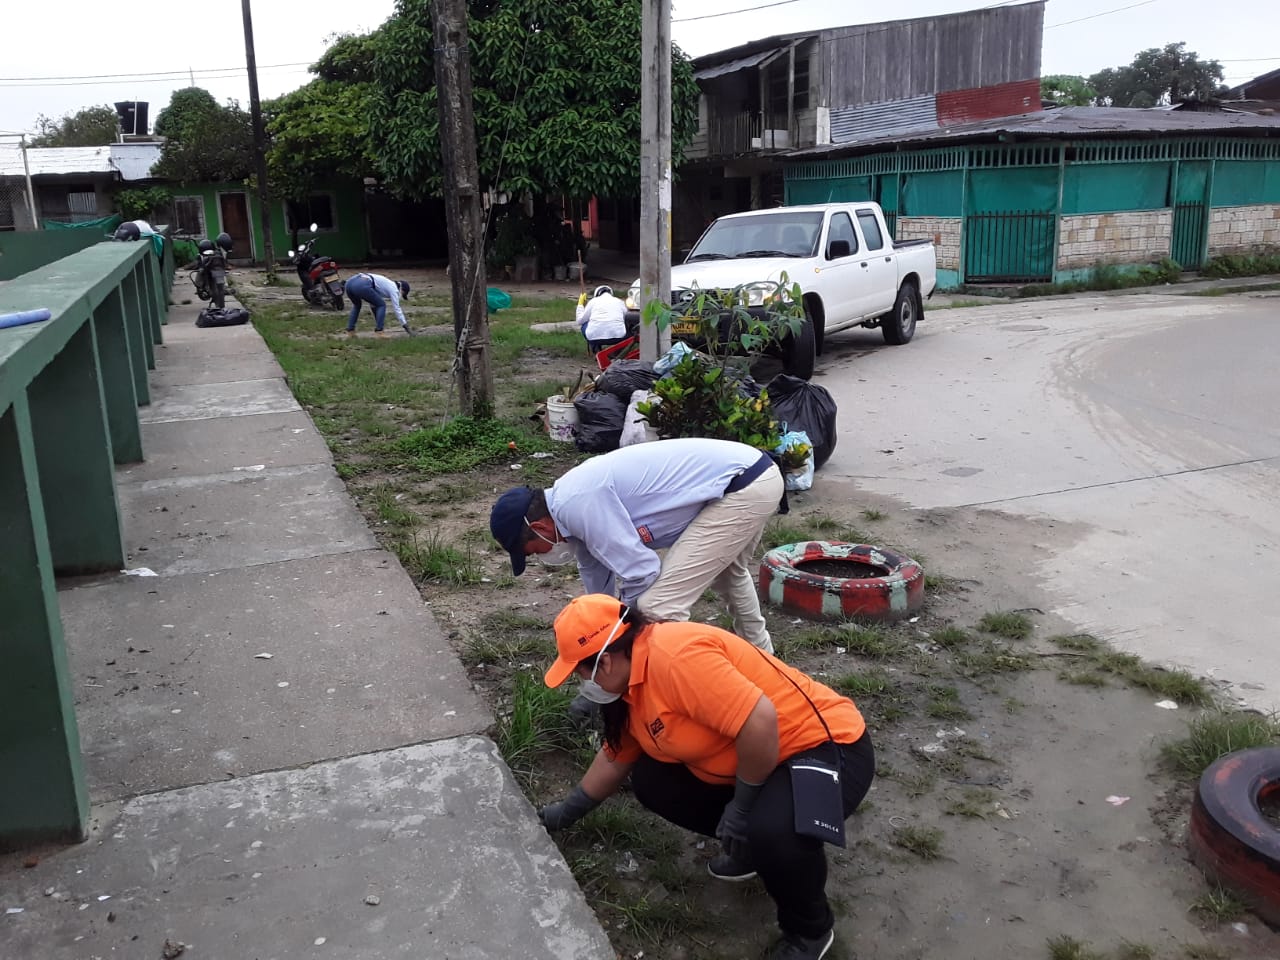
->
[816, 290, 1280, 709]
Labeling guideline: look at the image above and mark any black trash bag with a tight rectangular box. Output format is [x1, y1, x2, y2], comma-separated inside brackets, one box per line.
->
[196, 306, 250, 328]
[595, 359, 659, 402]
[766, 374, 838, 469]
[574, 390, 628, 453]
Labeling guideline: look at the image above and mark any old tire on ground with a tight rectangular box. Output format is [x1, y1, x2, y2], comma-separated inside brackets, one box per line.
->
[1188, 746, 1280, 927]
[882, 280, 918, 345]
[758, 541, 924, 622]
[783, 307, 817, 380]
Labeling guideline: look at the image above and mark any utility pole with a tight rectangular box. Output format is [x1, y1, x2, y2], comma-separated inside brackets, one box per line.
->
[19, 135, 38, 231]
[638, 0, 673, 362]
[431, 0, 493, 416]
[240, 0, 276, 278]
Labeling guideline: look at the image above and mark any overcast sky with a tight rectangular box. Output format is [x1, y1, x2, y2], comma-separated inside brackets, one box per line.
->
[2, 0, 1276, 139]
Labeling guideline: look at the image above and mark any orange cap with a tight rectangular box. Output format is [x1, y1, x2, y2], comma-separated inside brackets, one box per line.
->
[545, 594, 628, 688]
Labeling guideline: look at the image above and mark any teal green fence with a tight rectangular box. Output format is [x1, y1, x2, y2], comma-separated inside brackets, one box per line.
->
[0, 239, 169, 849]
[963, 212, 1056, 283]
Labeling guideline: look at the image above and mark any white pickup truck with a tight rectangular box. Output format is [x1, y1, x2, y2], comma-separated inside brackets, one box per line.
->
[625, 202, 937, 379]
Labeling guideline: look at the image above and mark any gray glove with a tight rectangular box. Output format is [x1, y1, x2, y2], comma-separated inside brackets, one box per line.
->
[715, 777, 764, 849]
[538, 785, 601, 831]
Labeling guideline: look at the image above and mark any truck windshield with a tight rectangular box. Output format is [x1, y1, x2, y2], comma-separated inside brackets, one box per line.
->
[686, 211, 824, 261]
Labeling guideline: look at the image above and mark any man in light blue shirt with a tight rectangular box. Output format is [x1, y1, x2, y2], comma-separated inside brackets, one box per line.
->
[345, 272, 411, 337]
[490, 438, 784, 652]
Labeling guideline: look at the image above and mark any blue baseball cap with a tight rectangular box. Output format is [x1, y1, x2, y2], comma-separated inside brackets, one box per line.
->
[490, 486, 534, 576]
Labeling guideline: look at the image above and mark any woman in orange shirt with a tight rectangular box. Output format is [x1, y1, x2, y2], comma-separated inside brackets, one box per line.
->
[537, 594, 875, 960]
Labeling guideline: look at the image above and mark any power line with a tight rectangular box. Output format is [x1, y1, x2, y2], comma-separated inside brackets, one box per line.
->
[1047, 0, 1160, 29]
[673, 0, 801, 24]
[0, 68, 313, 89]
[0, 62, 311, 84]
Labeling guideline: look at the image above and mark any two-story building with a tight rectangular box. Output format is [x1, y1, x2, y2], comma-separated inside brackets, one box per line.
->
[673, 1, 1046, 250]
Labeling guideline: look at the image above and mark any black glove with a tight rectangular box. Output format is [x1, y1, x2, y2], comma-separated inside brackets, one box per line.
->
[715, 777, 764, 849]
[538, 785, 601, 831]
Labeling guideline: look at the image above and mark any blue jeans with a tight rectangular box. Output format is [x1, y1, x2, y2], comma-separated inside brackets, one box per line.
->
[345, 274, 385, 331]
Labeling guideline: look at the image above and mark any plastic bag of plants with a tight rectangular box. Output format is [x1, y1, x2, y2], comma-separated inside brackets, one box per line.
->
[774, 430, 815, 492]
[573, 390, 627, 453]
[766, 374, 837, 469]
[196, 306, 251, 328]
[595, 359, 659, 402]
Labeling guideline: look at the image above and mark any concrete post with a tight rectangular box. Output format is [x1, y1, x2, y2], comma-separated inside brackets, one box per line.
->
[0, 398, 89, 848]
[28, 322, 126, 575]
[120, 268, 152, 404]
[92, 287, 144, 464]
[638, 0, 673, 362]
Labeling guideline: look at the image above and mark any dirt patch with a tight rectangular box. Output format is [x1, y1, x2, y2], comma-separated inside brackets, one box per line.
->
[243, 275, 1280, 960]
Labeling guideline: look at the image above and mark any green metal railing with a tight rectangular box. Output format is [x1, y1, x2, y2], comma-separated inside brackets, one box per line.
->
[1171, 202, 1208, 269]
[963, 211, 1056, 283]
[0, 237, 169, 848]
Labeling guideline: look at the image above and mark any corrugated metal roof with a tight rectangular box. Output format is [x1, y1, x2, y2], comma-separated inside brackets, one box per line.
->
[694, 47, 785, 81]
[110, 143, 163, 180]
[0, 145, 115, 177]
[830, 95, 937, 144]
[789, 106, 1280, 159]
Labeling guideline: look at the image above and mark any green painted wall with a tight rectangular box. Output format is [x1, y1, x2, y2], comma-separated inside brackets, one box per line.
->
[169, 181, 369, 263]
[1211, 160, 1280, 207]
[1062, 162, 1173, 214]
[0, 233, 109, 281]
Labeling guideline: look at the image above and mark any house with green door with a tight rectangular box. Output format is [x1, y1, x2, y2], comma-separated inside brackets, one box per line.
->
[784, 107, 1280, 289]
[166, 181, 369, 265]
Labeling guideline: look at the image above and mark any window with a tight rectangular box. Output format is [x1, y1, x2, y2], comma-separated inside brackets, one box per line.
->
[173, 196, 206, 237]
[856, 210, 884, 251]
[285, 194, 336, 232]
[767, 53, 811, 116]
[826, 213, 858, 259]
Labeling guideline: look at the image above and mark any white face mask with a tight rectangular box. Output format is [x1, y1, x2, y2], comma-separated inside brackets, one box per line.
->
[528, 520, 575, 567]
[579, 612, 628, 704]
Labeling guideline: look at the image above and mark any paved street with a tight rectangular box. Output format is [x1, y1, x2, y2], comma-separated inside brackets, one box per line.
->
[817, 289, 1280, 709]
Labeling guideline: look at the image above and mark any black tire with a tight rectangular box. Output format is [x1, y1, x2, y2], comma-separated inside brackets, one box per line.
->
[783, 307, 816, 380]
[212, 282, 226, 310]
[331, 295, 345, 312]
[1188, 746, 1280, 927]
[882, 280, 919, 345]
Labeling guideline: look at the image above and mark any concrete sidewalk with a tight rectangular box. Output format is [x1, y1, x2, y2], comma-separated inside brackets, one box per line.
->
[0, 299, 612, 958]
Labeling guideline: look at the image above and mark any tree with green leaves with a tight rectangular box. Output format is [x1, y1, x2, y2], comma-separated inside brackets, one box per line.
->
[152, 87, 255, 183]
[30, 105, 119, 147]
[1040, 75, 1097, 108]
[265, 33, 381, 201]
[370, 0, 701, 203]
[1089, 43, 1226, 107]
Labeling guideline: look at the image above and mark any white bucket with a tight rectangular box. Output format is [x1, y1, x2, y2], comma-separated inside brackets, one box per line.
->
[567, 262, 584, 283]
[545, 395, 579, 442]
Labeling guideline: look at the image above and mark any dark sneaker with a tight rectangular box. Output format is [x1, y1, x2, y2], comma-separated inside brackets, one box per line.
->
[706, 849, 757, 882]
[768, 929, 834, 960]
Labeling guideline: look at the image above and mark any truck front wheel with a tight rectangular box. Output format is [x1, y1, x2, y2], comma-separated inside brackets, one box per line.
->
[883, 280, 919, 345]
[783, 308, 816, 380]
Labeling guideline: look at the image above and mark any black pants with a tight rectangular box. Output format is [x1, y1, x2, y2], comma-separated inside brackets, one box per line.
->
[588, 335, 628, 355]
[630, 731, 875, 939]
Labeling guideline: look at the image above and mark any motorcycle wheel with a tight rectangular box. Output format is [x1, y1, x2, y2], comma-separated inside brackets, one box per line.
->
[331, 296, 345, 311]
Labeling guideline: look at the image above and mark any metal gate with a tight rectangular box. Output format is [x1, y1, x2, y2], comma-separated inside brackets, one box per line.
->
[963, 211, 1055, 283]
[1171, 202, 1206, 269]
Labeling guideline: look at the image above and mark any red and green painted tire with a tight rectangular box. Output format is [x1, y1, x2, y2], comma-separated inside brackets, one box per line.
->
[1188, 747, 1280, 927]
[758, 541, 925, 622]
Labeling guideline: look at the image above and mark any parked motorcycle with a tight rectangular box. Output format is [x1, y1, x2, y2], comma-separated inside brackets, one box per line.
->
[189, 232, 233, 309]
[288, 223, 345, 310]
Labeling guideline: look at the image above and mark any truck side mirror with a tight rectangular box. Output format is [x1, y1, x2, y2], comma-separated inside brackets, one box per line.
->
[827, 239, 851, 259]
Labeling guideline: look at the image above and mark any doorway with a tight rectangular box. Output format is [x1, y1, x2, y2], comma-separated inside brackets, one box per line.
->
[218, 192, 253, 261]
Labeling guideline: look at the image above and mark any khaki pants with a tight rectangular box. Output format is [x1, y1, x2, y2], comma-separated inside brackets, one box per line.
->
[637, 465, 783, 653]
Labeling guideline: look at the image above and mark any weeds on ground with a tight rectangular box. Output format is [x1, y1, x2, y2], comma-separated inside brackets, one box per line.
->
[394, 530, 484, 585]
[1058, 641, 1214, 705]
[891, 824, 943, 859]
[495, 672, 581, 779]
[1046, 935, 1107, 960]
[394, 416, 554, 476]
[834, 622, 905, 660]
[461, 612, 554, 667]
[1160, 710, 1280, 778]
[956, 642, 1033, 677]
[926, 684, 973, 721]
[943, 787, 995, 819]
[930, 625, 970, 649]
[1050, 633, 1104, 653]
[1189, 887, 1248, 925]
[1201, 249, 1280, 279]
[1115, 943, 1156, 960]
[1183, 946, 1231, 960]
[861, 508, 886, 522]
[977, 610, 1034, 640]
[833, 670, 897, 698]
